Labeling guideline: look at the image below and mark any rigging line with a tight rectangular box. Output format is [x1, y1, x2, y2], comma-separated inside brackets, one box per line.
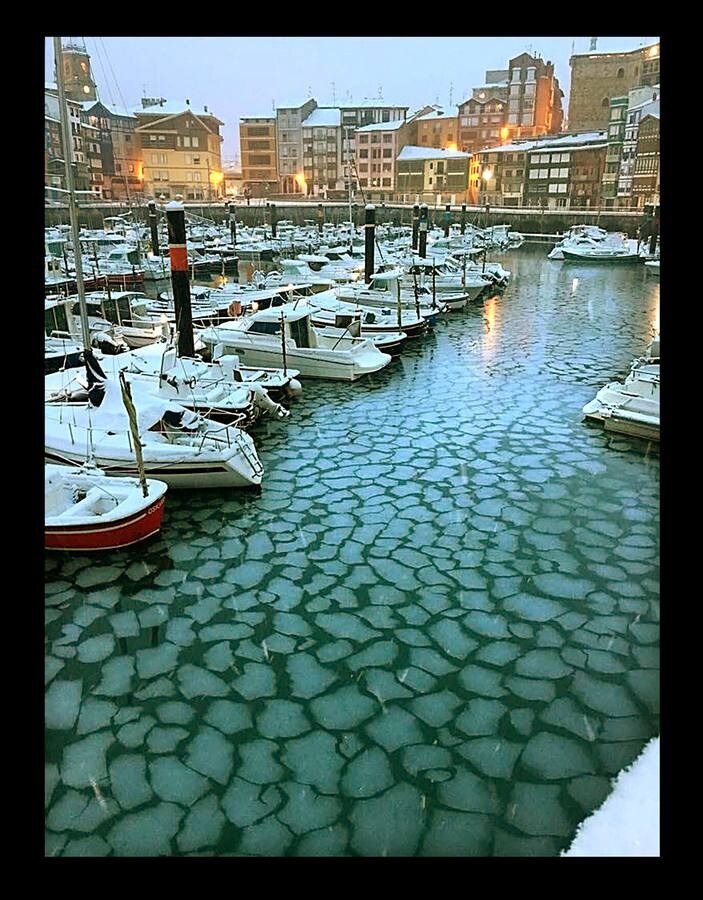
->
[88, 36, 115, 107]
[99, 37, 128, 113]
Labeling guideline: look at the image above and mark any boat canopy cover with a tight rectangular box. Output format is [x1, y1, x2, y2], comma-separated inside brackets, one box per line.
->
[247, 301, 314, 324]
[369, 269, 404, 282]
[86, 375, 200, 433]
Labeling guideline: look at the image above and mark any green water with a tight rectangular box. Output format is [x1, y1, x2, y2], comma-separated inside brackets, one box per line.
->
[45, 248, 660, 856]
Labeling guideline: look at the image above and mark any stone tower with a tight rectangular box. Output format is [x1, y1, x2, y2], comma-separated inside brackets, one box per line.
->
[60, 39, 97, 102]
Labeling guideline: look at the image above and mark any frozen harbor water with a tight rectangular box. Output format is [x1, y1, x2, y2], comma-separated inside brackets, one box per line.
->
[45, 248, 660, 856]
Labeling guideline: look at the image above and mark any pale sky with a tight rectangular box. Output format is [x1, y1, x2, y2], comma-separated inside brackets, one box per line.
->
[45, 36, 659, 162]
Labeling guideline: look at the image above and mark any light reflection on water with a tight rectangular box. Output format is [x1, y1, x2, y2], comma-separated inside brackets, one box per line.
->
[45, 247, 659, 857]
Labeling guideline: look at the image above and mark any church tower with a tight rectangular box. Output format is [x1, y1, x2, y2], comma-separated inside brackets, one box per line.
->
[60, 38, 97, 102]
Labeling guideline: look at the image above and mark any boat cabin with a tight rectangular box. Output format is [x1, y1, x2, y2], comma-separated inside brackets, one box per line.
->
[45, 298, 71, 336]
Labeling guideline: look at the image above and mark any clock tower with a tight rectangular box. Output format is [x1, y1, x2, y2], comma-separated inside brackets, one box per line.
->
[61, 39, 97, 102]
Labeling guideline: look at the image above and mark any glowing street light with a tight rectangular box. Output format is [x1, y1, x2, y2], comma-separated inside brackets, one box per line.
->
[446, 142, 458, 152]
[500, 126, 510, 143]
[482, 168, 493, 182]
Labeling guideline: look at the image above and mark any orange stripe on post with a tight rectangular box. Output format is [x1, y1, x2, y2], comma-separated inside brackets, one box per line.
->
[170, 246, 189, 271]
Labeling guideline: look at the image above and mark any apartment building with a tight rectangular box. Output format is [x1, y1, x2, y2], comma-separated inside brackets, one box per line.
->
[44, 86, 91, 194]
[240, 116, 278, 197]
[475, 131, 607, 208]
[504, 53, 564, 141]
[80, 101, 142, 201]
[601, 96, 629, 206]
[617, 89, 660, 206]
[632, 113, 660, 208]
[134, 99, 224, 201]
[412, 109, 459, 150]
[354, 119, 407, 201]
[276, 99, 318, 194]
[395, 146, 470, 204]
[301, 107, 343, 197]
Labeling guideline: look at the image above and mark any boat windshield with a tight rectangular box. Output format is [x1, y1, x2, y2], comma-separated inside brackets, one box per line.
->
[45, 304, 69, 335]
[289, 316, 311, 348]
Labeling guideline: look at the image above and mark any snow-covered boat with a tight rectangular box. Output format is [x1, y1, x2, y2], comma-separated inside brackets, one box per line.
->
[549, 226, 639, 262]
[583, 360, 660, 441]
[199, 301, 392, 381]
[645, 260, 660, 276]
[45, 463, 168, 551]
[45, 359, 264, 489]
[46, 344, 292, 426]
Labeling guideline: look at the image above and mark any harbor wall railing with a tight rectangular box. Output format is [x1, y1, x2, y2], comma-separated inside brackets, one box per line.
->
[45, 202, 651, 239]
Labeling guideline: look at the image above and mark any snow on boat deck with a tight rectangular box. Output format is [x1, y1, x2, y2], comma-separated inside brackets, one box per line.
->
[563, 737, 660, 857]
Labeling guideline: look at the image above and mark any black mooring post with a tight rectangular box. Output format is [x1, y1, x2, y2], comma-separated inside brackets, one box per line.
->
[317, 203, 324, 234]
[148, 200, 160, 256]
[412, 204, 420, 250]
[270, 203, 277, 239]
[460, 203, 467, 235]
[444, 204, 451, 237]
[418, 204, 428, 259]
[228, 202, 237, 247]
[166, 200, 195, 358]
[364, 204, 376, 284]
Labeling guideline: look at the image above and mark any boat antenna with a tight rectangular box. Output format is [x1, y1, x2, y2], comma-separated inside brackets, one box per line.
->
[118, 371, 149, 497]
[54, 36, 91, 350]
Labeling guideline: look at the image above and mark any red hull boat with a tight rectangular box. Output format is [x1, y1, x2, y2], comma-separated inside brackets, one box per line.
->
[45, 464, 168, 552]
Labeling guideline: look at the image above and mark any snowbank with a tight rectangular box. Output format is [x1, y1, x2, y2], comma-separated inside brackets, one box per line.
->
[563, 737, 660, 857]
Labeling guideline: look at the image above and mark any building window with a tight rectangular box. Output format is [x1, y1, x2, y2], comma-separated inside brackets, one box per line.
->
[383, 134, 393, 143]
[617, 67, 625, 78]
[602, 97, 610, 107]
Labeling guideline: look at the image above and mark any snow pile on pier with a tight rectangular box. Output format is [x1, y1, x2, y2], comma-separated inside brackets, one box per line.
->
[563, 737, 659, 857]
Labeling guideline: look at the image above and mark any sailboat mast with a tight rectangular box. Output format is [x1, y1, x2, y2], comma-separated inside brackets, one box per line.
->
[54, 35, 91, 349]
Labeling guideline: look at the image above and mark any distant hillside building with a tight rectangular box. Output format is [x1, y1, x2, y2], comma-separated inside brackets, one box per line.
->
[568, 42, 660, 132]
[240, 115, 278, 197]
[134, 99, 224, 201]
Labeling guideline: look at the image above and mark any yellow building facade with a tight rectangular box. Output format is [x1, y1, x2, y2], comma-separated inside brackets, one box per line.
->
[135, 102, 224, 202]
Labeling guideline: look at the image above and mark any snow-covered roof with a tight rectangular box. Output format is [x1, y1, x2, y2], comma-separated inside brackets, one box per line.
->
[476, 130, 608, 157]
[276, 98, 316, 110]
[397, 145, 469, 161]
[134, 103, 223, 123]
[629, 98, 660, 116]
[241, 115, 276, 121]
[416, 109, 456, 121]
[356, 119, 405, 132]
[332, 99, 409, 110]
[571, 42, 659, 59]
[302, 108, 341, 128]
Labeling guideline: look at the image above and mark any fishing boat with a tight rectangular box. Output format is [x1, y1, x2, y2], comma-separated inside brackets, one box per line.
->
[199, 301, 392, 381]
[582, 359, 660, 441]
[45, 463, 168, 551]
